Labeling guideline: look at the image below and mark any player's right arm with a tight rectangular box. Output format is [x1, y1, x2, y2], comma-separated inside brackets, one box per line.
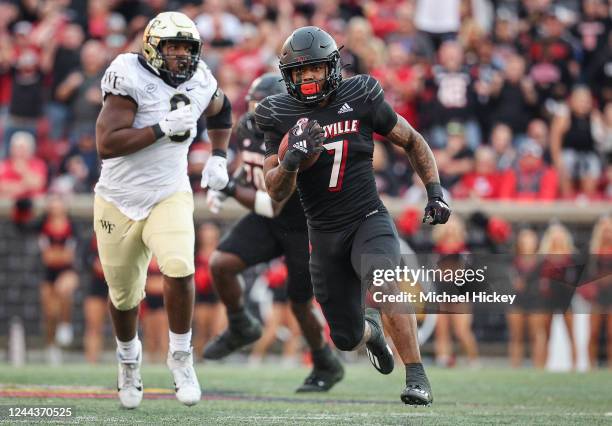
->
[263, 154, 298, 203]
[255, 98, 298, 202]
[262, 123, 325, 202]
[95, 95, 156, 159]
[256, 100, 325, 202]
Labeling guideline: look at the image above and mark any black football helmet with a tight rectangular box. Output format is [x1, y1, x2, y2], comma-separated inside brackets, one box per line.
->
[278, 26, 342, 104]
[245, 73, 286, 103]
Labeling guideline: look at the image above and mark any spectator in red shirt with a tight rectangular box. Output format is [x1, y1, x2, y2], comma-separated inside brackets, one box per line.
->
[364, 0, 401, 39]
[221, 23, 269, 87]
[0, 131, 47, 199]
[371, 41, 421, 126]
[499, 140, 558, 201]
[453, 146, 501, 199]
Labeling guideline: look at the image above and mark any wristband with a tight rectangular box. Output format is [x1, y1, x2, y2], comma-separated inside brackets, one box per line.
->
[219, 179, 236, 197]
[152, 123, 164, 140]
[212, 149, 227, 158]
[425, 182, 444, 201]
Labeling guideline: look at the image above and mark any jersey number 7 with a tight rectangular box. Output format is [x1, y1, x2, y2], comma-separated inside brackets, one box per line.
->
[323, 140, 348, 192]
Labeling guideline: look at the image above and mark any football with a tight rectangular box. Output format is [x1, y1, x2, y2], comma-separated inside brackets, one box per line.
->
[278, 131, 321, 172]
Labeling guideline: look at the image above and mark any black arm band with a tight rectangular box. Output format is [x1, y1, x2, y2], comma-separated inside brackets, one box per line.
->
[152, 123, 164, 140]
[425, 182, 444, 200]
[207, 95, 233, 130]
[219, 178, 236, 197]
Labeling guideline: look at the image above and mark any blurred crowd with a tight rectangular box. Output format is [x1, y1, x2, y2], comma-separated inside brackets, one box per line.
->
[0, 0, 610, 201]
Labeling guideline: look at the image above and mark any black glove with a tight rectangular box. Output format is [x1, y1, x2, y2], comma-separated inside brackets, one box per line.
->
[422, 183, 451, 225]
[281, 119, 326, 171]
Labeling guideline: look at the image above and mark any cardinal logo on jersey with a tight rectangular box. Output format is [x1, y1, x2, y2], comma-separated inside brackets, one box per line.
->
[292, 118, 309, 136]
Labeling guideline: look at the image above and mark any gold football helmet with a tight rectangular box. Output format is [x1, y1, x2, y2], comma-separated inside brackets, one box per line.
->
[142, 11, 201, 86]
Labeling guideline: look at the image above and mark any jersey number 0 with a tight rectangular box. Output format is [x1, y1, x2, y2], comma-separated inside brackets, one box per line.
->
[169, 94, 191, 143]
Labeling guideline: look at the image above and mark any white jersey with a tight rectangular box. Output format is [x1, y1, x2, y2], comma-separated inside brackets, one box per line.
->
[95, 53, 217, 220]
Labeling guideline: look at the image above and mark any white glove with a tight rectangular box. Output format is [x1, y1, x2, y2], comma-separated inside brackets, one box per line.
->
[158, 105, 195, 137]
[201, 155, 229, 190]
[206, 189, 227, 214]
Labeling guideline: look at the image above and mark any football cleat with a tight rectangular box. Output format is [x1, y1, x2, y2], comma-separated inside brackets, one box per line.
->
[117, 342, 143, 409]
[296, 359, 344, 393]
[401, 383, 433, 406]
[203, 320, 262, 360]
[167, 349, 201, 406]
[364, 308, 394, 375]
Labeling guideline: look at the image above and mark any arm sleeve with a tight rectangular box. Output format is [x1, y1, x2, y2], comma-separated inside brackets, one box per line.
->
[100, 55, 139, 105]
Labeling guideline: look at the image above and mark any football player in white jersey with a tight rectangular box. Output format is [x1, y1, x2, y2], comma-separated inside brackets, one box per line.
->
[94, 11, 232, 408]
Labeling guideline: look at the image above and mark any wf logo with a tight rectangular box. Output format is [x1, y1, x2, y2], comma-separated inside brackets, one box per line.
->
[99, 220, 115, 234]
[103, 71, 124, 90]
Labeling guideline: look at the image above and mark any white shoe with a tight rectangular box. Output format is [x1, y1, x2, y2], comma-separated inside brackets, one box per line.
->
[167, 349, 201, 406]
[117, 342, 143, 409]
[45, 345, 62, 366]
[55, 323, 73, 347]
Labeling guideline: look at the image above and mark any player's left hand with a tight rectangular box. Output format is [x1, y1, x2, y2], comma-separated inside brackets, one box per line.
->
[201, 155, 229, 190]
[206, 189, 227, 214]
[423, 198, 451, 225]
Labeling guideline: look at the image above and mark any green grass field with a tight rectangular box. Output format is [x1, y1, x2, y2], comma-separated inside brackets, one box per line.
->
[0, 363, 611, 425]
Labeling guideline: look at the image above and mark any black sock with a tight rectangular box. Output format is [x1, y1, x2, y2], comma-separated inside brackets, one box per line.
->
[405, 363, 430, 387]
[312, 344, 334, 369]
[365, 318, 382, 345]
[228, 307, 252, 331]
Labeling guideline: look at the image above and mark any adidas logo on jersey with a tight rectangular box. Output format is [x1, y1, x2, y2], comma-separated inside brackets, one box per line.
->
[292, 140, 308, 154]
[338, 103, 353, 114]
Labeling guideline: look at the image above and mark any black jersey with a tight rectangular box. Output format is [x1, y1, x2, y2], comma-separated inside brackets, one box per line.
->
[234, 112, 306, 229]
[255, 75, 397, 231]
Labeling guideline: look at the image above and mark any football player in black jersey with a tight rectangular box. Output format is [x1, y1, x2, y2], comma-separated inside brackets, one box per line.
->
[203, 73, 344, 392]
[256, 27, 451, 406]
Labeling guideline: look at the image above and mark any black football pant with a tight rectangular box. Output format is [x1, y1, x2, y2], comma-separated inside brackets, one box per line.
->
[217, 212, 313, 303]
[308, 212, 401, 351]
